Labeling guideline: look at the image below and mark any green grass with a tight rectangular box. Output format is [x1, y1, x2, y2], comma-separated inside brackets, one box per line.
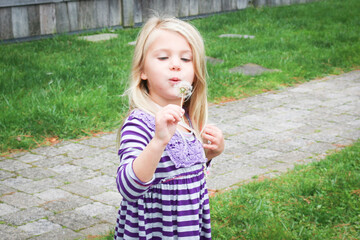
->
[93, 141, 360, 240]
[1, 0, 360, 154]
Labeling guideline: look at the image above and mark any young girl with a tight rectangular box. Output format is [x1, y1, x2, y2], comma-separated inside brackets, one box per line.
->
[115, 16, 224, 239]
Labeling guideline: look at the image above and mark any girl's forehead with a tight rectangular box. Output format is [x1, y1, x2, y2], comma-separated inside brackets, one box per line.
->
[145, 29, 191, 52]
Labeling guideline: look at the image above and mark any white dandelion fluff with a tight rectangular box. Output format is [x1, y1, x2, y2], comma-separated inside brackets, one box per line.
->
[175, 81, 193, 106]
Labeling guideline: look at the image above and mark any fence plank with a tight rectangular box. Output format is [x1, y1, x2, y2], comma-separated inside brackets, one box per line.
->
[222, 0, 232, 11]
[237, 0, 248, 9]
[164, 0, 176, 17]
[134, 0, 142, 24]
[199, 0, 213, 14]
[79, 0, 96, 29]
[123, 0, 134, 26]
[189, 0, 199, 16]
[28, 5, 40, 36]
[109, 0, 122, 26]
[0, 7, 13, 40]
[281, 0, 291, 5]
[12, 6, 29, 38]
[95, 0, 109, 28]
[213, 0, 221, 12]
[0, 0, 63, 8]
[56, 2, 70, 33]
[40, 3, 56, 34]
[253, 0, 266, 7]
[67, 1, 79, 31]
[178, 0, 190, 17]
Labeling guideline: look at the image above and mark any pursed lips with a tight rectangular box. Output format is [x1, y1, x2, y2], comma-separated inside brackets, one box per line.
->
[169, 77, 181, 84]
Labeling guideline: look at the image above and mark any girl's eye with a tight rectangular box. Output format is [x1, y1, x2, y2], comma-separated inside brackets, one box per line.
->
[158, 57, 168, 60]
[181, 58, 191, 62]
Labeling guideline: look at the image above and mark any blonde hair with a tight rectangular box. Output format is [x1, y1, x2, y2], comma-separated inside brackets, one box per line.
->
[123, 16, 208, 139]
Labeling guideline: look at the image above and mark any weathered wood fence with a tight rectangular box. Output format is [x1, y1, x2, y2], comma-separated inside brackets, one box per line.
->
[0, 0, 316, 42]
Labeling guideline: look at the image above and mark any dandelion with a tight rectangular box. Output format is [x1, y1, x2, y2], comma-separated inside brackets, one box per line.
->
[175, 81, 193, 107]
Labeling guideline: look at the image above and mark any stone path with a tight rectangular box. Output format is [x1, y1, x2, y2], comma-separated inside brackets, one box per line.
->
[0, 71, 359, 239]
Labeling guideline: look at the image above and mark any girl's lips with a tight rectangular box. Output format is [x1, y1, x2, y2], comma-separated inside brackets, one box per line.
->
[169, 78, 181, 84]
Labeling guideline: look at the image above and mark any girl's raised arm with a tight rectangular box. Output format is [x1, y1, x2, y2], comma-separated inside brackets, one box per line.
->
[132, 105, 184, 182]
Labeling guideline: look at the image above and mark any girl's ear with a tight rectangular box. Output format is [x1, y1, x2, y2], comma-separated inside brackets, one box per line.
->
[140, 72, 148, 80]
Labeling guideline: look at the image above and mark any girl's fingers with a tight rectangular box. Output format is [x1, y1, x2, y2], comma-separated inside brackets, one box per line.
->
[202, 132, 217, 144]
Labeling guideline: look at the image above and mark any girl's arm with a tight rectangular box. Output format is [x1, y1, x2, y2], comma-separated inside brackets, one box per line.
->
[132, 105, 184, 182]
[116, 105, 184, 202]
[202, 124, 225, 160]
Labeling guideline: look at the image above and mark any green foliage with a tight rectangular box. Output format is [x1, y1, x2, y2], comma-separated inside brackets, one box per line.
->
[1, 0, 360, 153]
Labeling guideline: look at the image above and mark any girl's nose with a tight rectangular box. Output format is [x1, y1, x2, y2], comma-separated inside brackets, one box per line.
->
[170, 58, 181, 71]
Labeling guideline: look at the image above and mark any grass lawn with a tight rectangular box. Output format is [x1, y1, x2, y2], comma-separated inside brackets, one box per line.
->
[1, 0, 359, 154]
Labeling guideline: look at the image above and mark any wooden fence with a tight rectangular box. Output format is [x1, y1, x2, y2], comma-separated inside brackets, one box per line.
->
[0, 0, 316, 42]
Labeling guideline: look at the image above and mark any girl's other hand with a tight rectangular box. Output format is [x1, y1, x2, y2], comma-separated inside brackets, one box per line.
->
[202, 124, 225, 160]
[154, 104, 184, 146]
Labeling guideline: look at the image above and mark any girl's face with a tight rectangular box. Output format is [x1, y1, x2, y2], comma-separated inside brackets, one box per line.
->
[140, 29, 195, 107]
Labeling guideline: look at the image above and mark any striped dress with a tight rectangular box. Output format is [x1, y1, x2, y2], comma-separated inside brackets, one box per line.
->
[114, 109, 211, 240]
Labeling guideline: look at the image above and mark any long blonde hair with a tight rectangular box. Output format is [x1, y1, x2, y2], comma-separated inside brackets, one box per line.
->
[122, 16, 208, 139]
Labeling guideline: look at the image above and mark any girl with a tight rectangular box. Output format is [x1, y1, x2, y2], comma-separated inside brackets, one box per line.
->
[115, 16, 224, 239]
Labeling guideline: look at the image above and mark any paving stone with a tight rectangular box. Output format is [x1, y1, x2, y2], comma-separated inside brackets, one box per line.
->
[0, 203, 19, 216]
[18, 219, 62, 236]
[99, 132, 117, 141]
[61, 181, 106, 197]
[56, 143, 99, 159]
[30, 228, 84, 240]
[0, 206, 53, 226]
[79, 33, 118, 42]
[75, 202, 116, 218]
[0, 192, 45, 209]
[50, 163, 83, 174]
[0, 170, 16, 180]
[73, 156, 114, 170]
[79, 223, 114, 237]
[219, 33, 255, 39]
[96, 206, 119, 224]
[100, 165, 117, 176]
[19, 178, 63, 194]
[31, 145, 67, 157]
[84, 175, 116, 189]
[248, 149, 282, 159]
[41, 195, 93, 213]
[79, 137, 116, 148]
[0, 223, 31, 240]
[206, 56, 224, 65]
[35, 188, 73, 201]
[54, 168, 101, 182]
[100, 151, 119, 163]
[32, 155, 71, 168]
[229, 63, 277, 76]
[236, 130, 274, 146]
[1, 178, 34, 191]
[256, 121, 305, 133]
[0, 159, 31, 171]
[0, 184, 16, 196]
[298, 142, 338, 155]
[16, 167, 57, 180]
[16, 153, 46, 163]
[90, 191, 122, 206]
[48, 211, 100, 231]
[340, 129, 360, 141]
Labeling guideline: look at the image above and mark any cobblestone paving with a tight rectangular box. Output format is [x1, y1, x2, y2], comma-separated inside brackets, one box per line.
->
[0, 71, 359, 239]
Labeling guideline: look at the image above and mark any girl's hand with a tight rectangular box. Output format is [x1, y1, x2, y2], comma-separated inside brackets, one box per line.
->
[154, 104, 184, 146]
[202, 124, 225, 160]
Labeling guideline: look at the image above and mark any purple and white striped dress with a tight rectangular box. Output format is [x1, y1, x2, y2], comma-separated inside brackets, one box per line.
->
[114, 109, 211, 239]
